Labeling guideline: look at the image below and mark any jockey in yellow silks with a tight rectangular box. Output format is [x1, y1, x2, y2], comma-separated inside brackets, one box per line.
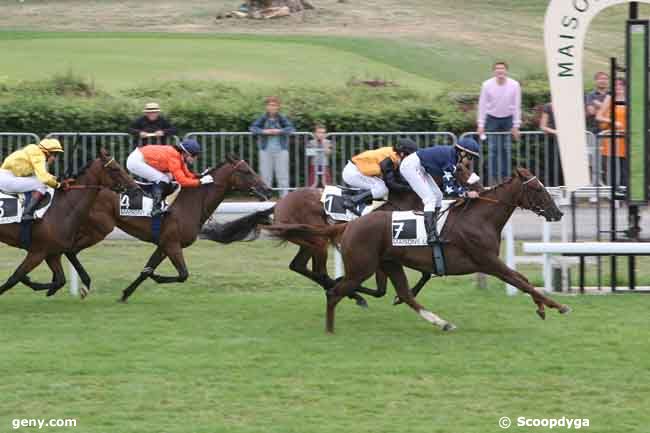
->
[0, 139, 64, 220]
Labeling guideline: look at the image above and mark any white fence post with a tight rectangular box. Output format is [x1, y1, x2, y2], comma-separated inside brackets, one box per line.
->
[504, 222, 518, 296]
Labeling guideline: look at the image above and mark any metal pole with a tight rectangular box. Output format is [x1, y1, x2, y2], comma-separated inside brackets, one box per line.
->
[630, 2, 639, 20]
[610, 57, 618, 293]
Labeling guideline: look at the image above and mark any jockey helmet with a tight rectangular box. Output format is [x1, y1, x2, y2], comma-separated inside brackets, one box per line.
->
[179, 138, 201, 156]
[38, 139, 64, 154]
[395, 138, 418, 156]
[455, 137, 480, 159]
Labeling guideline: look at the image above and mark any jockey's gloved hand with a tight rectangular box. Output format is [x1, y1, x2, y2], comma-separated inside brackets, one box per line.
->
[199, 174, 214, 185]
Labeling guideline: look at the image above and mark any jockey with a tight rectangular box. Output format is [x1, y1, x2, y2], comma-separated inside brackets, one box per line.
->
[341, 138, 418, 214]
[400, 137, 482, 245]
[0, 139, 64, 221]
[126, 138, 213, 216]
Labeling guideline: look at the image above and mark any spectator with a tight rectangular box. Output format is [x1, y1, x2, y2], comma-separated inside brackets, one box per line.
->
[539, 102, 564, 186]
[249, 96, 295, 197]
[306, 124, 332, 187]
[596, 78, 627, 187]
[477, 61, 522, 183]
[129, 102, 178, 146]
[585, 72, 610, 134]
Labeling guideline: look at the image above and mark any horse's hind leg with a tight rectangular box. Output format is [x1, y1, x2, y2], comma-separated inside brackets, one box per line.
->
[120, 247, 167, 303]
[485, 258, 571, 319]
[0, 251, 47, 295]
[150, 244, 188, 284]
[381, 261, 455, 331]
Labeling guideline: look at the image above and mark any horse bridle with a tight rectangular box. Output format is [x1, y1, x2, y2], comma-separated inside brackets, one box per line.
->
[469, 176, 540, 211]
[63, 158, 130, 193]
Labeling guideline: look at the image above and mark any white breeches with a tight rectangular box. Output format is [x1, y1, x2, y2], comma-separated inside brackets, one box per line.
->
[127, 148, 171, 184]
[0, 169, 48, 194]
[342, 161, 388, 199]
[399, 153, 442, 211]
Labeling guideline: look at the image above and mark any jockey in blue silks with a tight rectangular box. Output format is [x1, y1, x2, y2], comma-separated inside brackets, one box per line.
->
[400, 137, 482, 245]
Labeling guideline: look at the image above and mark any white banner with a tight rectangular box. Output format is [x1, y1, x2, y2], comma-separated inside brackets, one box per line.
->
[544, 0, 650, 190]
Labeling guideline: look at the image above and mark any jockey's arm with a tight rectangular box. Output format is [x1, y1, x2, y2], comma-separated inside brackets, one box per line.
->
[168, 158, 200, 188]
[29, 152, 60, 188]
[380, 157, 411, 193]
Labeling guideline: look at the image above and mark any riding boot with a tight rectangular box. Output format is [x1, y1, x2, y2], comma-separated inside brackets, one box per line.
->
[425, 207, 447, 245]
[150, 183, 165, 217]
[21, 191, 44, 222]
[343, 190, 373, 216]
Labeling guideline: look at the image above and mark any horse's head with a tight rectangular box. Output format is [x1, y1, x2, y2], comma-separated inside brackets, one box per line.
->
[514, 167, 563, 222]
[96, 148, 139, 193]
[219, 154, 272, 200]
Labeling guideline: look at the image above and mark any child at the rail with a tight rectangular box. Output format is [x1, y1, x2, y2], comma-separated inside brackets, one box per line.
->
[126, 138, 213, 216]
[400, 137, 482, 245]
[0, 138, 65, 221]
[341, 138, 418, 215]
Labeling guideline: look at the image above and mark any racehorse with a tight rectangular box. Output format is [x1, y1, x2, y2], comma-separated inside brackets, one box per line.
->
[0, 149, 138, 295]
[266, 168, 571, 333]
[265, 162, 476, 307]
[21, 155, 272, 302]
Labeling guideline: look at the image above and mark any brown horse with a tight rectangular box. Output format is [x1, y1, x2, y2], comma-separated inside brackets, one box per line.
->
[0, 149, 138, 295]
[267, 168, 571, 333]
[268, 163, 477, 307]
[22, 156, 272, 301]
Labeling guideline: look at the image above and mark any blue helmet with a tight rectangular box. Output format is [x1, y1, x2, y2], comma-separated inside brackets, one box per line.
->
[179, 138, 201, 156]
[455, 137, 480, 159]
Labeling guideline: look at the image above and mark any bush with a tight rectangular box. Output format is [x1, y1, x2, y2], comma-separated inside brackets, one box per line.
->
[0, 77, 555, 136]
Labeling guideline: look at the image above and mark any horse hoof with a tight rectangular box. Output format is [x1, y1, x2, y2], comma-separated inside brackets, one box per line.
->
[559, 305, 572, 315]
[46, 290, 56, 297]
[392, 296, 403, 306]
[536, 309, 546, 320]
[442, 323, 457, 332]
[355, 298, 369, 309]
[117, 298, 127, 304]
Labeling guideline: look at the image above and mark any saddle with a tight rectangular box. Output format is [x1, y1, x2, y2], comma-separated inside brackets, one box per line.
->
[119, 182, 181, 217]
[321, 185, 381, 222]
[0, 190, 54, 224]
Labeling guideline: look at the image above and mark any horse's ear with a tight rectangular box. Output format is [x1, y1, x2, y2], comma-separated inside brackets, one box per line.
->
[226, 153, 240, 163]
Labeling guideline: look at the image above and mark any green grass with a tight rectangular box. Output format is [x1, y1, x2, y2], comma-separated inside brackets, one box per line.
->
[0, 32, 444, 93]
[1, 240, 649, 432]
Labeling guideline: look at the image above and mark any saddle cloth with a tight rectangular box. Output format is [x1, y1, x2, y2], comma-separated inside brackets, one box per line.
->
[320, 185, 384, 222]
[119, 182, 181, 217]
[391, 201, 454, 247]
[0, 188, 55, 224]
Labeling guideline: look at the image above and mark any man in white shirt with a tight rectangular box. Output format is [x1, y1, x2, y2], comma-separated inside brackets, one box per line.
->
[477, 61, 522, 183]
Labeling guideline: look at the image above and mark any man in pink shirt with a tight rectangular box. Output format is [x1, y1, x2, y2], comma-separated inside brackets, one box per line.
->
[477, 61, 522, 183]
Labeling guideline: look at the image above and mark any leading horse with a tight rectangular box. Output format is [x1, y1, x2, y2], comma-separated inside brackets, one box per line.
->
[267, 168, 571, 333]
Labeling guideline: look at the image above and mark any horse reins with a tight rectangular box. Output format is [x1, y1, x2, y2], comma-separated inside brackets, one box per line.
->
[469, 176, 539, 209]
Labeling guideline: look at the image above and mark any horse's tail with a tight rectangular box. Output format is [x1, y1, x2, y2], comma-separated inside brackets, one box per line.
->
[265, 223, 347, 248]
[201, 206, 275, 243]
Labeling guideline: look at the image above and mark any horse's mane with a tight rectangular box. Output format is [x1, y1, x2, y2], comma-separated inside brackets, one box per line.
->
[67, 158, 96, 179]
[481, 176, 517, 195]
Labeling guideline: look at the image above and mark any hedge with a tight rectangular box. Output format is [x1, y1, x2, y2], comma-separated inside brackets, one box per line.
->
[0, 73, 556, 137]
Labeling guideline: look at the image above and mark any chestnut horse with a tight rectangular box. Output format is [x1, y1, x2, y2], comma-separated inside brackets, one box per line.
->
[22, 156, 272, 302]
[0, 149, 138, 295]
[268, 163, 477, 307]
[267, 168, 571, 333]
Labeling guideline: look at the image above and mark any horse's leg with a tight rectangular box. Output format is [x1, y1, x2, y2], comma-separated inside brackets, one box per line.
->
[325, 279, 359, 334]
[350, 270, 388, 299]
[312, 245, 369, 309]
[0, 251, 47, 295]
[65, 252, 93, 299]
[393, 272, 433, 306]
[484, 258, 571, 320]
[149, 244, 188, 284]
[382, 261, 455, 331]
[289, 245, 332, 287]
[119, 247, 167, 303]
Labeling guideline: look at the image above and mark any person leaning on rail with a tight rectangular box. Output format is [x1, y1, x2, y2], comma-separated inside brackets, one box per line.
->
[341, 138, 418, 215]
[399, 137, 481, 245]
[129, 102, 178, 147]
[126, 138, 214, 217]
[0, 139, 66, 221]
